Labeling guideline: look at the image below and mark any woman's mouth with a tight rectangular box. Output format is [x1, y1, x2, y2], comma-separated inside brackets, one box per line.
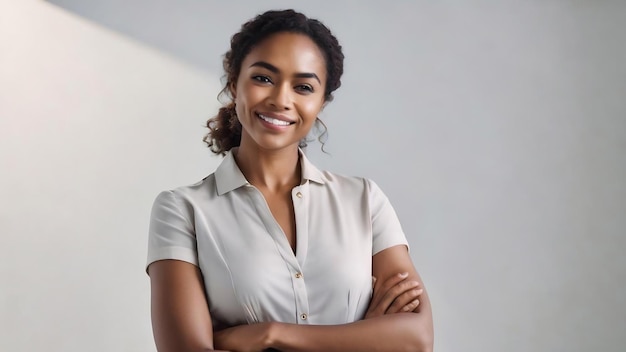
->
[257, 113, 294, 126]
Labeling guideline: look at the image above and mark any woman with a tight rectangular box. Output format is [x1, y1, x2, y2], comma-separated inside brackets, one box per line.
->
[147, 9, 433, 352]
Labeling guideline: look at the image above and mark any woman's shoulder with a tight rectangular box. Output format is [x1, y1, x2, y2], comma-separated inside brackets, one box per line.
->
[317, 169, 384, 196]
[320, 169, 365, 185]
[152, 173, 220, 206]
[300, 151, 386, 196]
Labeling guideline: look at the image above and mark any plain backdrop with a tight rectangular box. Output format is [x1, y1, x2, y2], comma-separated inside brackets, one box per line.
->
[1, 0, 625, 351]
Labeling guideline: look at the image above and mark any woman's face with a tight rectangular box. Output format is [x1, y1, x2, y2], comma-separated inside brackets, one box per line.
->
[232, 32, 327, 153]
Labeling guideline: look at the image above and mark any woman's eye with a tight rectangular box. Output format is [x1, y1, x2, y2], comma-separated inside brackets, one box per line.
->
[252, 75, 272, 84]
[296, 84, 314, 93]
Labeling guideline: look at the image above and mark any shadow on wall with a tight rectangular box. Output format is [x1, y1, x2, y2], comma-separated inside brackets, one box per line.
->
[45, 0, 243, 75]
[45, 0, 360, 73]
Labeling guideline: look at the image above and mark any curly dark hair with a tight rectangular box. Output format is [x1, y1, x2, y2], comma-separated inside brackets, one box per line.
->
[203, 9, 345, 155]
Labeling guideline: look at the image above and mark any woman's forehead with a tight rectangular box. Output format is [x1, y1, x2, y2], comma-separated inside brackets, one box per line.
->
[241, 32, 327, 79]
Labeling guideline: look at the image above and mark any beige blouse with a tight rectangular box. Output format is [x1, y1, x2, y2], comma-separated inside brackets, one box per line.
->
[147, 149, 408, 330]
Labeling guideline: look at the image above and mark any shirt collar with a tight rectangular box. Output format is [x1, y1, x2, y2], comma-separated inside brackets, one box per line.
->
[215, 148, 326, 196]
[299, 149, 326, 185]
[214, 148, 249, 196]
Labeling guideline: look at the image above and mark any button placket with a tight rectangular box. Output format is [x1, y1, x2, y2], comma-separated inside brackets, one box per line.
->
[291, 184, 310, 324]
[291, 265, 309, 324]
[291, 183, 309, 267]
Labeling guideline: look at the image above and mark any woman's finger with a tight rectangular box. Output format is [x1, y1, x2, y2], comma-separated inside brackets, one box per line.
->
[370, 272, 408, 307]
[367, 275, 420, 318]
[401, 298, 420, 312]
[386, 288, 423, 314]
[379, 280, 420, 314]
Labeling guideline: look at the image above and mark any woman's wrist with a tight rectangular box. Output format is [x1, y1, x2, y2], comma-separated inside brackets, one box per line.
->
[266, 321, 290, 350]
[265, 321, 279, 348]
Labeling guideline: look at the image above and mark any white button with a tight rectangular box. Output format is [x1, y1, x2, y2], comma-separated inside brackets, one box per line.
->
[300, 313, 308, 320]
[296, 192, 303, 198]
[295, 272, 303, 279]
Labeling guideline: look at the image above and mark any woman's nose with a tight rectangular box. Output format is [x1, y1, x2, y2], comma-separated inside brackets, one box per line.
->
[268, 83, 292, 110]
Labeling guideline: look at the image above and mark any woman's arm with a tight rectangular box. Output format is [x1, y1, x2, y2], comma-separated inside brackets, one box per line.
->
[149, 259, 230, 352]
[215, 245, 434, 352]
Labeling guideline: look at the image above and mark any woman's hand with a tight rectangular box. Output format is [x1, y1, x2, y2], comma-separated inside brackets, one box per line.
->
[364, 272, 423, 319]
[213, 322, 276, 352]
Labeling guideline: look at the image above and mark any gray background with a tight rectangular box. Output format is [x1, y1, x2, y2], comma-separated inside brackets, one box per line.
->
[1, 0, 625, 351]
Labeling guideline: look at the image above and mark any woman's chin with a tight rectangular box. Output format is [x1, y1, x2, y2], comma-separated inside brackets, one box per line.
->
[242, 135, 303, 152]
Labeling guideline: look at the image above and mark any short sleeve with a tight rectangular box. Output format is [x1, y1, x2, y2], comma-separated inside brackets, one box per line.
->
[367, 179, 410, 255]
[146, 190, 198, 272]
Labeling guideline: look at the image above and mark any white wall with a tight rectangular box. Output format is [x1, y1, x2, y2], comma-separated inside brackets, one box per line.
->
[0, 1, 222, 350]
[1, 0, 625, 351]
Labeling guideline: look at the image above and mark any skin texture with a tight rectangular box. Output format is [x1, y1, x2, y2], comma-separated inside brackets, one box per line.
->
[148, 32, 434, 352]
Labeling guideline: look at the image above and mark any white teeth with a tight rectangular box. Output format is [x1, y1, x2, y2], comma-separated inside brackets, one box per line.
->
[258, 114, 291, 126]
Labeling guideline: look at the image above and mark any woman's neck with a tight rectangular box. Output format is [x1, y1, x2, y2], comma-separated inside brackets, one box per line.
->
[233, 143, 301, 193]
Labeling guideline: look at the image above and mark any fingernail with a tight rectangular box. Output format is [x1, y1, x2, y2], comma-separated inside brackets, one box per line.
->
[399, 272, 409, 277]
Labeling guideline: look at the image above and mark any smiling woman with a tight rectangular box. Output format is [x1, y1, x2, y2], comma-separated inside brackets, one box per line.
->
[233, 32, 325, 155]
[146, 9, 433, 352]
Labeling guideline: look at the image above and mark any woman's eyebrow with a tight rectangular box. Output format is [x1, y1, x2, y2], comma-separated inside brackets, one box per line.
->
[249, 61, 321, 84]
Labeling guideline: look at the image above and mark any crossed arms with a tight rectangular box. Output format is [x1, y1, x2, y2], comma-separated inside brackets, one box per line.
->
[148, 245, 433, 352]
